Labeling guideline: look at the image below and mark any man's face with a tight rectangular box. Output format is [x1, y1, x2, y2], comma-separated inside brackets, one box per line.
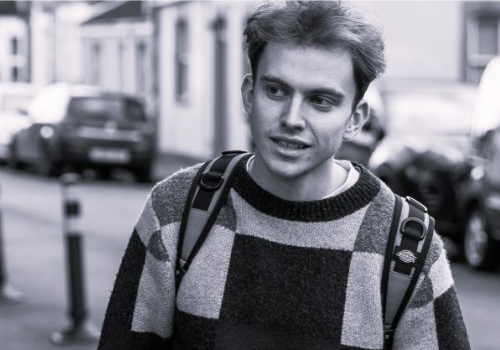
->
[242, 42, 368, 181]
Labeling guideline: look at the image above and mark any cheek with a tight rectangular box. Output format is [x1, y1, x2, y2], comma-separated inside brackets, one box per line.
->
[250, 102, 277, 132]
[313, 121, 345, 146]
[248, 110, 269, 144]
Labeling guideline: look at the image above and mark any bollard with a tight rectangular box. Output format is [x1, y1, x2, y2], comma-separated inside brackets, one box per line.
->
[51, 173, 100, 345]
[0, 181, 22, 303]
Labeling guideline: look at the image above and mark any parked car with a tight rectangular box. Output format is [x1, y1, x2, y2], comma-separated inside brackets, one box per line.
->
[458, 128, 500, 270]
[9, 83, 155, 182]
[457, 57, 500, 270]
[368, 80, 477, 237]
[0, 83, 40, 163]
[336, 86, 386, 165]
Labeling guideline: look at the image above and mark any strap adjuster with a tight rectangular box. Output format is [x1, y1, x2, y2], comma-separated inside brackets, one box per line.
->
[200, 171, 224, 190]
[401, 217, 426, 240]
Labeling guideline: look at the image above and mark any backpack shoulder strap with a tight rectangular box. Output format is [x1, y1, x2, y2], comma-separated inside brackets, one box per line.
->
[382, 195, 435, 349]
[175, 150, 251, 291]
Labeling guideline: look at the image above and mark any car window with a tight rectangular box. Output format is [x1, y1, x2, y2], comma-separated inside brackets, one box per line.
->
[385, 89, 475, 136]
[474, 129, 495, 159]
[490, 131, 500, 165]
[67, 97, 146, 123]
[485, 129, 500, 187]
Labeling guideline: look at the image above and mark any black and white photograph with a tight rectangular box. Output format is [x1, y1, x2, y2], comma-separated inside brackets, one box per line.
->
[0, 1, 499, 349]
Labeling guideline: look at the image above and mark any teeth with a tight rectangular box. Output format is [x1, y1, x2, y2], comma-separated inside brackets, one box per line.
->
[277, 140, 304, 150]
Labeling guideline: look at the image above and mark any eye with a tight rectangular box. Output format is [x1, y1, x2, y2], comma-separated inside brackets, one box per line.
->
[310, 95, 333, 106]
[309, 95, 338, 111]
[266, 85, 288, 98]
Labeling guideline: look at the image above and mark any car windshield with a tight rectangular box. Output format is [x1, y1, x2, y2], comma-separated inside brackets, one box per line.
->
[67, 97, 146, 122]
[385, 88, 475, 136]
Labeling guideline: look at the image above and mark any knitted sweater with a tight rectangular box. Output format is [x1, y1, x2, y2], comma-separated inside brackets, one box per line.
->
[98, 160, 470, 350]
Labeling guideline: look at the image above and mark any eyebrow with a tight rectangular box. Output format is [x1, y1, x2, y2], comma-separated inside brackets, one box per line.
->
[260, 74, 345, 102]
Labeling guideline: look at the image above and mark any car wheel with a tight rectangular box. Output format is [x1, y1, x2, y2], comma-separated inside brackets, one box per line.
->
[37, 137, 64, 177]
[134, 165, 152, 183]
[463, 208, 499, 270]
[7, 139, 23, 170]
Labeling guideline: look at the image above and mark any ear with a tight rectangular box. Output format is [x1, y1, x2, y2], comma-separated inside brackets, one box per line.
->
[241, 74, 254, 117]
[343, 99, 370, 142]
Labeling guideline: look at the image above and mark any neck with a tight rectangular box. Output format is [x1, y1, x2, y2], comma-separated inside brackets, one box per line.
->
[248, 155, 348, 201]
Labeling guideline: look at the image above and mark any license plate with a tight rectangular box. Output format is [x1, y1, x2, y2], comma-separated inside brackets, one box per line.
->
[89, 148, 130, 164]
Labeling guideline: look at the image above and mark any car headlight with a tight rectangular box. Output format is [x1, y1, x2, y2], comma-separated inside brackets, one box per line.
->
[40, 125, 55, 139]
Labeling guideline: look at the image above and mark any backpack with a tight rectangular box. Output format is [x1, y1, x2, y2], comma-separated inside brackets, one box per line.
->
[175, 151, 435, 350]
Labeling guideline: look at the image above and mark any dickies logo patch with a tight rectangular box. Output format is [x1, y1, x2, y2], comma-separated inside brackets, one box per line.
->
[396, 250, 417, 264]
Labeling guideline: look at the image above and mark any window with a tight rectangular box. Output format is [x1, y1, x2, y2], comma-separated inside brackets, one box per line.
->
[484, 129, 500, 187]
[119, 41, 125, 89]
[478, 18, 498, 56]
[242, 16, 251, 77]
[11, 37, 18, 55]
[90, 42, 101, 85]
[11, 67, 19, 82]
[10, 37, 19, 81]
[67, 97, 146, 123]
[467, 16, 500, 67]
[175, 18, 189, 103]
[136, 41, 146, 93]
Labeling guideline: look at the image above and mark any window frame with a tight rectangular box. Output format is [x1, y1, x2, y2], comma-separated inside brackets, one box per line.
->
[467, 16, 500, 67]
[174, 17, 189, 105]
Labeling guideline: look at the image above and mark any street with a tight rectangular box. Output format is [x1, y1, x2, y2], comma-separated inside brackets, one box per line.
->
[0, 167, 499, 350]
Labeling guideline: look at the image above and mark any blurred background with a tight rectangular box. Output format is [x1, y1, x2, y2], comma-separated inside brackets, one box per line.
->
[0, 1, 499, 349]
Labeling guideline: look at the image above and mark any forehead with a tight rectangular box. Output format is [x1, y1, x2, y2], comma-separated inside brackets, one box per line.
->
[256, 42, 356, 95]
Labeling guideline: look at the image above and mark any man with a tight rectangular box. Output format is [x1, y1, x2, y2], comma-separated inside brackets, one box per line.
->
[98, 2, 470, 349]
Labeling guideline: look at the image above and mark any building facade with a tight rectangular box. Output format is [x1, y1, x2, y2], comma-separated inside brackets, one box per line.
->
[153, 1, 255, 159]
[80, 0, 154, 111]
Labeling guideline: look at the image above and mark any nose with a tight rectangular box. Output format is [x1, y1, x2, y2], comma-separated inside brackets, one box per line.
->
[280, 97, 305, 131]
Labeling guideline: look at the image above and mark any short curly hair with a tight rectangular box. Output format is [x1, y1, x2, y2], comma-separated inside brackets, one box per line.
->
[243, 1, 386, 104]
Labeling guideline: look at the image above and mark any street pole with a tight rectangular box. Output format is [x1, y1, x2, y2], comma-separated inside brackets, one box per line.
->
[0, 181, 22, 303]
[51, 173, 100, 345]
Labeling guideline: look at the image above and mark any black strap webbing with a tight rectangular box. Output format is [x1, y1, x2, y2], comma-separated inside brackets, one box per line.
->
[176, 161, 210, 270]
[382, 195, 435, 349]
[381, 195, 403, 319]
[175, 151, 250, 291]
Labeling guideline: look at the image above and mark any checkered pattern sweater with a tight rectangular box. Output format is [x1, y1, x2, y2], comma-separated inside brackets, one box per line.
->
[98, 161, 470, 350]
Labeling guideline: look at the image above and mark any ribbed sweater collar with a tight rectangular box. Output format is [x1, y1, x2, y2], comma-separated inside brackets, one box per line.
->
[232, 160, 381, 222]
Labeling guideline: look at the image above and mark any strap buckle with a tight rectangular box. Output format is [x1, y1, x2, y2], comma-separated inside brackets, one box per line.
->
[401, 217, 426, 240]
[200, 171, 224, 190]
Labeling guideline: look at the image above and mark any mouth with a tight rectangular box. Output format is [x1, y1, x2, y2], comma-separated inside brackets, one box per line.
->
[271, 137, 310, 151]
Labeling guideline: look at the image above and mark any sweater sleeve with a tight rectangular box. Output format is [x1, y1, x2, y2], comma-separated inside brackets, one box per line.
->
[98, 189, 176, 350]
[392, 233, 471, 350]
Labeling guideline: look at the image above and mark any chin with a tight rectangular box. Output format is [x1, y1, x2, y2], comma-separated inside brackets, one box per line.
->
[263, 157, 311, 180]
